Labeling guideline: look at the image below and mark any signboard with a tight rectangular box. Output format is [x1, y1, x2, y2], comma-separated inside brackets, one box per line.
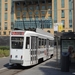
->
[54, 23, 63, 32]
[54, 23, 58, 31]
[58, 23, 63, 32]
[62, 40, 75, 59]
[11, 32, 24, 35]
[62, 40, 74, 52]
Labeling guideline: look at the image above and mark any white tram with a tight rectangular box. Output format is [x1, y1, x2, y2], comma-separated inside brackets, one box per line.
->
[9, 28, 54, 66]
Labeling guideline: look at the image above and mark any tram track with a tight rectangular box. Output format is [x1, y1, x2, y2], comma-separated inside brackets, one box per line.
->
[0, 65, 26, 75]
[0, 64, 35, 75]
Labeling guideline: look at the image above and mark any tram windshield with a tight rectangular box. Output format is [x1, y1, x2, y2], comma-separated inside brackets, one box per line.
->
[11, 37, 24, 49]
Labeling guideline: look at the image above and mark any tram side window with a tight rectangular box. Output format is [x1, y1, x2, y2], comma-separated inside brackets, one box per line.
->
[50, 40, 54, 47]
[39, 38, 41, 48]
[41, 39, 45, 48]
[49, 40, 50, 48]
[26, 37, 30, 49]
[52, 40, 54, 47]
[45, 39, 46, 48]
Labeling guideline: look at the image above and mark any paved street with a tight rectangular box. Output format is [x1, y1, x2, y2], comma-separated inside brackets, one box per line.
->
[14, 47, 75, 75]
[0, 47, 75, 75]
[15, 56, 75, 75]
[0, 57, 9, 69]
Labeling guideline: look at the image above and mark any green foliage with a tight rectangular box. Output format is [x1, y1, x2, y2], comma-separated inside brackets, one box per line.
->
[0, 50, 9, 57]
[0, 46, 9, 57]
[0, 46, 9, 50]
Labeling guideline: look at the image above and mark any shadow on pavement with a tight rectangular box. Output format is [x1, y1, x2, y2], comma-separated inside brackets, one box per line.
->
[4, 63, 9, 68]
[39, 58, 74, 75]
[4, 63, 35, 70]
[39, 67, 73, 75]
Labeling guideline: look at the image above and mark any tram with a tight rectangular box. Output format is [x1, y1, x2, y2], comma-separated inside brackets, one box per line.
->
[9, 28, 54, 66]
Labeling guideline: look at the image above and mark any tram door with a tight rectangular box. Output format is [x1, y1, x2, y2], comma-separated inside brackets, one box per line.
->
[31, 36, 38, 64]
[46, 39, 49, 58]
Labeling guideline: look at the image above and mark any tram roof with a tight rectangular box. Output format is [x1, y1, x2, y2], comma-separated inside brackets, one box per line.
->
[14, 28, 54, 37]
[36, 28, 54, 37]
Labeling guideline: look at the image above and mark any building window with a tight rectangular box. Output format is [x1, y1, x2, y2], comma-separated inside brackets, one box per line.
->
[11, 22, 14, 30]
[16, 2, 20, 6]
[29, 6, 33, 10]
[9, 31, 10, 35]
[48, 0, 52, 4]
[3, 32, 6, 35]
[29, 16, 33, 20]
[5, 0, 7, 2]
[17, 7, 20, 11]
[34, 1, 38, 4]
[17, 17, 20, 21]
[4, 27, 7, 30]
[41, 6, 45, 10]
[42, 1, 45, 3]
[54, 0, 57, 23]
[35, 16, 39, 20]
[54, 20, 57, 23]
[5, 13, 8, 21]
[61, 10, 65, 18]
[41, 16, 45, 19]
[23, 2, 26, 6]
[5, 3, 8, 11]
[22, 12, 26, 17]
[61, 20, 65, 28]
[47, 6, 52, 9]
[41, 11, 45, 14]
[4, 22, 7, 30]
[35, 11, 39, 15]
[29, 12, 33, 15]
[0, 22, 1, 26]
[0, 32, 1, 35]
[69, 25, 72, 28]
[11, 27, 13, 30]
[69, 10, 72, 28]
[35, 6, 39, 10]
[17, 12, 20, 17]
[48, 16, 52, 19]
[23, 17, 26, 21]
[69, 0, 73, 9]
[61, 0, 65, 8]
[0, 27, 1, 30]
[48, 11, 52, 14]
[24, 7, 27, 10]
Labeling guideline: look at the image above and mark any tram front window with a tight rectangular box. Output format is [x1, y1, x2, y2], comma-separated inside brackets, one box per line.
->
[11, 37, 24, 49]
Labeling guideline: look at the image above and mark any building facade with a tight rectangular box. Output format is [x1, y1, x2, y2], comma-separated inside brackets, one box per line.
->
[0, 0, 11, 36]
[0, 0, 73, 36]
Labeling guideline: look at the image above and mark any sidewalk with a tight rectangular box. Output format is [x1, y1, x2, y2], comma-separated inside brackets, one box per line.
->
[15, 56, 75, 75]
